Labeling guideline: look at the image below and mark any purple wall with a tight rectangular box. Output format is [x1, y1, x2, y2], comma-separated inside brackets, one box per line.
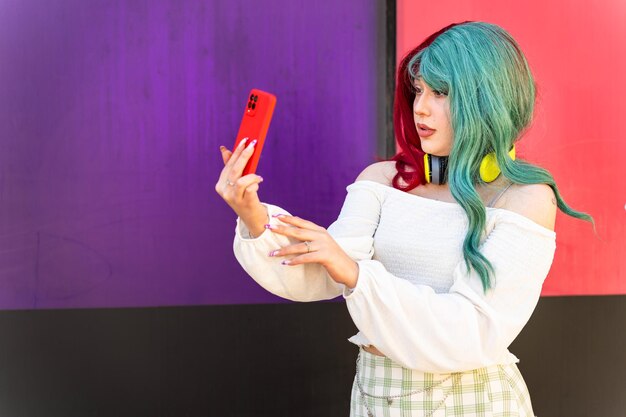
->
[0, 0, 379, 309]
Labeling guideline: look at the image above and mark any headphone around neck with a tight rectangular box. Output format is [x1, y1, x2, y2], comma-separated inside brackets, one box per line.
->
[424, 145, 516, 185]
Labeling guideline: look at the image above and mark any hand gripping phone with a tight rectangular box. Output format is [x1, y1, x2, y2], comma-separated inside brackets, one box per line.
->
[233, 89, 276, 176]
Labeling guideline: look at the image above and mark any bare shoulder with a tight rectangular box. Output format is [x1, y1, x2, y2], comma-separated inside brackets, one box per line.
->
[503, 183, 557, 231]
[354, 161, 396, 186]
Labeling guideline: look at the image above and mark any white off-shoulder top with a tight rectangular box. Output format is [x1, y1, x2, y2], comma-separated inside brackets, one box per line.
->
[232, 180, 556, 373]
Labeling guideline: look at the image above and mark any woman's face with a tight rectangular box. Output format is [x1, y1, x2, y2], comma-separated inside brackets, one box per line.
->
[412, 76, 453, 156]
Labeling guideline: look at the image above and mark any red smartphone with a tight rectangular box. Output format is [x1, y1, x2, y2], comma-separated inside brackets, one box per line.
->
[233, 88, 277, 176]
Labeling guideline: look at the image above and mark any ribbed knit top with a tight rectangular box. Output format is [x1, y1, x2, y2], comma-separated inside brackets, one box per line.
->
[362, 180, 530, 293]
[233, 180, 557, 372]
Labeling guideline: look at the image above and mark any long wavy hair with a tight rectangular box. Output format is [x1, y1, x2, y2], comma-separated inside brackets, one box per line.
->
[391, 21, 594, 292]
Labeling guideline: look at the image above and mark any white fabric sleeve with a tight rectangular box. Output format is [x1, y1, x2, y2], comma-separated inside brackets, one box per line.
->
[343, 213, 557, 373]
[233, 181, 383, 302]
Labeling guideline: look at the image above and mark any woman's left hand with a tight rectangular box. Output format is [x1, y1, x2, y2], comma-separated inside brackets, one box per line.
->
[266, 214, 359, 289]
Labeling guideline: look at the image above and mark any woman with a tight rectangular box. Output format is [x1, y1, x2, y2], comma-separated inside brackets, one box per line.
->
[216, 21, 593, 417]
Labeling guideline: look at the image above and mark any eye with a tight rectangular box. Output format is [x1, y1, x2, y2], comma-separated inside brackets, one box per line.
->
[433, 90, 448, 97]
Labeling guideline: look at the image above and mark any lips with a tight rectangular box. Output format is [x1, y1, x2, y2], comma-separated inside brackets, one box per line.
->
[417, 123, 435, 138]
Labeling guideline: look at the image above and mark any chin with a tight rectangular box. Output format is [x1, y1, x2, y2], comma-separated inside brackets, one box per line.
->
[420, 143, 446, 157]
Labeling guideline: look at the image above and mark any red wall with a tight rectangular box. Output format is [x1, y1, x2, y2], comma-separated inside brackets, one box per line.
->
[397, 1, 625, 295]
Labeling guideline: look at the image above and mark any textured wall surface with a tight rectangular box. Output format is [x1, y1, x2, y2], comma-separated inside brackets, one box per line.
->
[0, 0, 379, 309]
[397, 1, 626, 295]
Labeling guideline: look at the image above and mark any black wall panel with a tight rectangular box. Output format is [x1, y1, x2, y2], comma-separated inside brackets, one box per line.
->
[0, 296, 624, 416]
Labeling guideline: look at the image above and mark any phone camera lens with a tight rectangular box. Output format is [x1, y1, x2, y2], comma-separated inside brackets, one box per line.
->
[253, 95, 258, 102]
[251, 103, 256, 110]
[250, 94, 254, 100]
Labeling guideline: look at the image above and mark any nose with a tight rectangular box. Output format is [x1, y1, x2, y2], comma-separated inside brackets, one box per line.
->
[413, 92, 431, 117]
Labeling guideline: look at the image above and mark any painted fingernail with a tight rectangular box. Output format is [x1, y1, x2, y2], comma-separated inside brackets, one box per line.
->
[219, 145, 225, 151]
[258, 176, 264, 182]
[281, 260, 291, 265]
[269, 250, 278, 257]
[248, 139, 257, 147]
[264, 224, 273, 230]
[271, 213, 286, 218]
[239, 138, 248, 147]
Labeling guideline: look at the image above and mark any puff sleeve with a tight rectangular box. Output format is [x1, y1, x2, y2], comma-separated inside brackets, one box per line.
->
[232, 181, 383, 302]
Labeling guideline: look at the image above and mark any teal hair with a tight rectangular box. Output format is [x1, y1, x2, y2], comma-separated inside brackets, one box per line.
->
[407, 22, 594, 292]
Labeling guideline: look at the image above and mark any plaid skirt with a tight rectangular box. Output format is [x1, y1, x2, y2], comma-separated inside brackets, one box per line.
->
[350, 347, 536, 417]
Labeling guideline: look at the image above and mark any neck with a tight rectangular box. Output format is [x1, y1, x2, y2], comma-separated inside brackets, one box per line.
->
[425, 175, 511, 201]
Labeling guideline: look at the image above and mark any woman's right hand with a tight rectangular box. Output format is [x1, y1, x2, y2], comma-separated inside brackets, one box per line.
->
[215, 138, 266, 225]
